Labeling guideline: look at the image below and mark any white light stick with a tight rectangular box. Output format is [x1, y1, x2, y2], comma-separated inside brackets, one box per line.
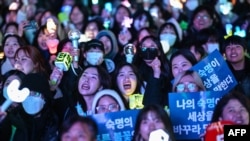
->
[68, 29, 81, 61]
[0, 80, 30, 112]
[121, 16, 133, 33]
[169, 0, 184, 9]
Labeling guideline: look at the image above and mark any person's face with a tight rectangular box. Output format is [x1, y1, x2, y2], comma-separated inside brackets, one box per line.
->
[117, 65, 137, 96]
[78, 67, 101, 96]
[220, 99, 249, 125]
[5, 25, 18, 35]
[61, 122, 94, 141]
[37, 31, 48, 50]
[85, 22, 98, 40]
[176, 75, 199, 92]
[161, 25, 176, 35]
[193, 10, 213, 31]
[37, 30, 56, 50]
[224, 44, 245, 64]
[139, 111, 165, 141]
[4, 37, 20, 58]
[140, 38, 158, 64]
[70, 7, 84, 24]
[14, 50, 37, 74]
[190, 46, 202, 61]
[96, 95, 119, 114]
[99, 36, 111, 55]
[134, 15, 149, 31]
[171, 55, 193, 78]
[115, 7, 129, 24]
[62, 42, 73, 53]
[138, 29, 150, 42]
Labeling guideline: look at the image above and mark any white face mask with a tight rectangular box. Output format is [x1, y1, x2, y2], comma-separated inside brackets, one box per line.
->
[160, 33, 177, 47]
[185, 0, 199, 11]
[86, 52, 104, 65]
[3, 87, 8, 99]
[22, 95, 45, 115]
[207, 43, 219, 53]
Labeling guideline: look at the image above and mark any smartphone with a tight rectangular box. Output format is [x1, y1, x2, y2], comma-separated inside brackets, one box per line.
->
[149, 129, 169, 141]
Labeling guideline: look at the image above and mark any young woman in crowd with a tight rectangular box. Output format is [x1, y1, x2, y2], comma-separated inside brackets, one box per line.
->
[91, 89, 126, 114]
[1, 73, 59, 141]
[135, 35, 172, 106]
[132, 104, 176, 141]
[67, 4, 89, 33]
[14, 46, 50, 76]
[0, 70, 26, 141]
[169, 49, 198, 78]
[157, 22, 181, 60]
[63, 65, 111, 119]
[111, 4, 132, 37]
[0, 34, 25, 76]
[112, 62, 145, 109]
[172, 70, 206, 93]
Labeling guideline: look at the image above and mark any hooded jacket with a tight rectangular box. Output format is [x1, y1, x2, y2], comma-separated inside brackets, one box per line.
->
[96, 30, 119, 60]
[91, 89, 126, 114]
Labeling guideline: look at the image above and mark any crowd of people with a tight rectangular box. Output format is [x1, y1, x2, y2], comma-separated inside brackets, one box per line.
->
[0, 0, 250, 141]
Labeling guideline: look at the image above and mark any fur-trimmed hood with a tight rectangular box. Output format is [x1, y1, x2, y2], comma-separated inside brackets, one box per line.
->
[91, 89, 126, 114]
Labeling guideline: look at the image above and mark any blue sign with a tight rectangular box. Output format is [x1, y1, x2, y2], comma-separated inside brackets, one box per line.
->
[169, 91, 225, 140]
[191, 50, 237, 94]
[90, 109, 139, 141]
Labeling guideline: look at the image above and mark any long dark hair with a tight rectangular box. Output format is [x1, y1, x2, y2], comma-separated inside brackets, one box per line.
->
[132, 104, 176, 141]
[137, 35, 171, 80]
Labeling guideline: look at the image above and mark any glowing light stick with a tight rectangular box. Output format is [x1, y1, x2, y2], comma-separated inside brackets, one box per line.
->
[123, 43, 136, 64]
[50, 52, 72, 85]
[169, 0, 185, 9]
[46, 17, 57, 34]
[121, 16, 133, 34]
[68, 29, 81, 65]
[0, 80, 29, 112]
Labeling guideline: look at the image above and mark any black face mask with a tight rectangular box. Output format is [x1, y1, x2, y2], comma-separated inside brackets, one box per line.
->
[140, 47, 158, 60]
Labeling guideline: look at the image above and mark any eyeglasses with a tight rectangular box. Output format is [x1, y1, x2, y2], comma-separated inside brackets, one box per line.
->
[96, 103, 119, 113]
[176, 82, 198, 92]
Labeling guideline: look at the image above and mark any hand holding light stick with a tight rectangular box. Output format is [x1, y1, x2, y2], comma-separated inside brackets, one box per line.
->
[0, 80, 30, 112]
[68, 29, 81, 68]
[50, 52, 72, 85]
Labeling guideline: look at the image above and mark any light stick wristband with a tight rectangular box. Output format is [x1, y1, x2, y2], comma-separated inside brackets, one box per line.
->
[50, 52, 72, 85]
[0, 80, 29, 112]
